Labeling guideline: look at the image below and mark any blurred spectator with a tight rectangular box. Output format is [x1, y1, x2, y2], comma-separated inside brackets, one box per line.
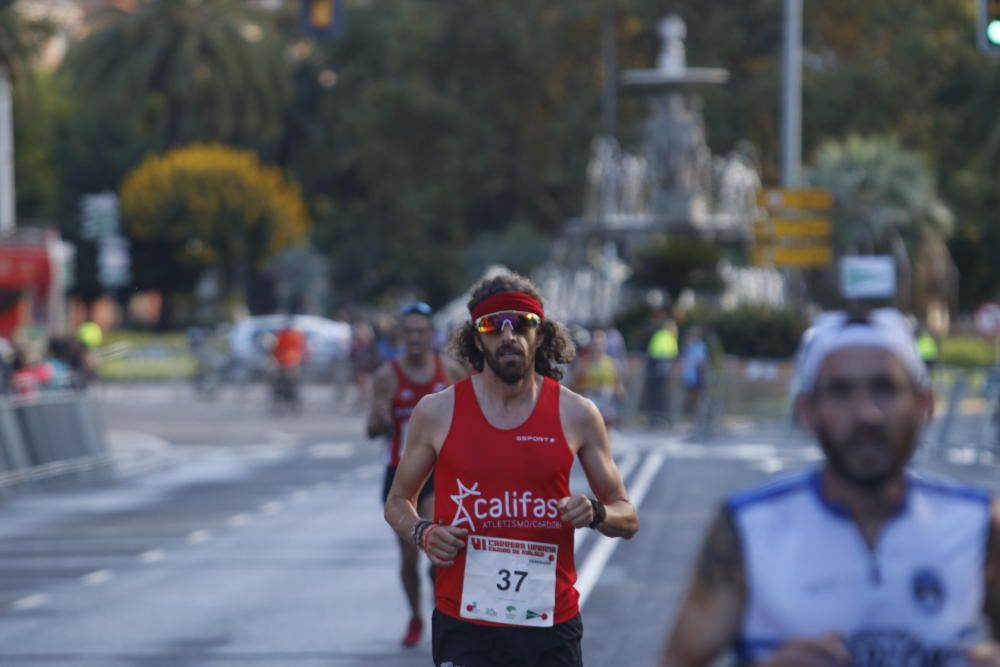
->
[77, 320, 103, 349]
[67, 338, 96, 390]
[572, 329, 625, 428]
[44, 338, 75, 391]
[12, 347, 52, 397]
[350, 321, 379, 405]
[641, 313, 679, 427]
[916, 327, 939, 374]
[680, 325, 709, 418]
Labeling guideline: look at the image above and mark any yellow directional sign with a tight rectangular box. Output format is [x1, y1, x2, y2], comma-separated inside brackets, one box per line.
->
[753, 245, 832, 268]
[757, 188, 834, 210]
[754, 218, 832, 239]
[752, 187, 834, 268]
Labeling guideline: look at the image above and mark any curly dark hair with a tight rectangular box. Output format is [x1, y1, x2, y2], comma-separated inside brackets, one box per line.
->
[448, 272, 576, 380]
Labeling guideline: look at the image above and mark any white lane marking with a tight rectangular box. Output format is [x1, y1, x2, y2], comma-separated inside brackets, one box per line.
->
[139, 549, 166, 563]
[261, 501, 284, 515]
[753, 458, 785, 474]
[186, 529, 212, 545]
[228, 513, 252, 527]
[82, 570, 113, 586]
[11, 593, 49, 611]
[355, 464, 383, 481]
[576, 451, 665, 608]
[660, 441, 822, 463]
[309, 443, 356, 459]
[574, 451, 641, 555]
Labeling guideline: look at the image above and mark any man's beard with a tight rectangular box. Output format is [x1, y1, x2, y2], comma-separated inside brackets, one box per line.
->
[482, 343, 533, 385]
[815, 422, 915, 492]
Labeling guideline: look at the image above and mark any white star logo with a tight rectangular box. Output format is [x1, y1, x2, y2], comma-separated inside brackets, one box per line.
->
[450, 479, 481, 532]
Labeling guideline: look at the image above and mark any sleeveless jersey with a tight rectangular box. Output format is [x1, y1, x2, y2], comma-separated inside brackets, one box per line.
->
[729, 468, 990, 667]
[387, 355, 447, 467]
[434, 376, 579, 626]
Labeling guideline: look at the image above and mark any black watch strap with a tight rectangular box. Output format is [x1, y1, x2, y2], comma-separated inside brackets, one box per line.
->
[588, 497, 606, 529]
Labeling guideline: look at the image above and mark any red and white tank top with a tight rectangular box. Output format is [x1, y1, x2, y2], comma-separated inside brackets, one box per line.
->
[434, 376, 579, 626]
[388, 355, 448, 467]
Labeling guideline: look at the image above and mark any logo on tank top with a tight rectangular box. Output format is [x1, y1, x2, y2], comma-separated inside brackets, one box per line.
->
[846, 629, 959, 667]
[911, 568, 946, 614]
[515, 434, 557, 444]
[449, 478, 562, 532]
[399, 388, 415, 400]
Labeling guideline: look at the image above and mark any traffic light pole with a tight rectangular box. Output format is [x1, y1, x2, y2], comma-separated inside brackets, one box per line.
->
[780, 0, 802, 187]
[0, 65, 13, 233]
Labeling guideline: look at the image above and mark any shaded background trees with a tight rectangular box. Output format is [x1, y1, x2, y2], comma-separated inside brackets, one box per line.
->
[6, 0, 1000, 321]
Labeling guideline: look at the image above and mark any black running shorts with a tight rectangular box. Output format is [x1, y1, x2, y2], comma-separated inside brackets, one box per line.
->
[432, 609, 584, 667]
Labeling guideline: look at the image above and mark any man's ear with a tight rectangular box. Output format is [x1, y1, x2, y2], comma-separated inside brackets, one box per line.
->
[918, 387, 935, 424]
[473, 332, 484, 354]
[795, 393, 817, 432]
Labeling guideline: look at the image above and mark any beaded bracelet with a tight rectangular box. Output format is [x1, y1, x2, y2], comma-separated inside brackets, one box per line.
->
[421, 523, 440, 552]
[411, 520, 433, 548]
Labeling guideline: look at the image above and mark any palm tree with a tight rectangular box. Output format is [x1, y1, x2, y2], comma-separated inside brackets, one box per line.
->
[805, 134, 955, 313]
[62, 0, 290, 150]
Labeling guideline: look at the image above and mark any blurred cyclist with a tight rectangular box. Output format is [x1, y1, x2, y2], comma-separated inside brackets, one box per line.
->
[271, 316, 307, 411]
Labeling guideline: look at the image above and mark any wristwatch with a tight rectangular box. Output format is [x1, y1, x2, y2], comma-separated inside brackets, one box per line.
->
[588, 497, 607, 529]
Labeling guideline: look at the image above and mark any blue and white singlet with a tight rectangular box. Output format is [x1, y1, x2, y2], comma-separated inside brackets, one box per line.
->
[728, 468, 991, 667]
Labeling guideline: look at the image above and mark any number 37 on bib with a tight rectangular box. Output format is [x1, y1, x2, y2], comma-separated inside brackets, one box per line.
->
[460, 535, 559, 627]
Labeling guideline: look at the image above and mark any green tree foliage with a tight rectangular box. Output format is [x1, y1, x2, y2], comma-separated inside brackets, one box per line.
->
[462, 222, 552, 281]
[119, 144, 310, 302]
[16, 0, 1000, 311]
[807, 135, 953, 252]
[285, 1, 604, 305]
[61, 0, 289, 152]
[705, 307, 806, 359]
[629, 236, 722, 301]
[806, 135, 954, 311]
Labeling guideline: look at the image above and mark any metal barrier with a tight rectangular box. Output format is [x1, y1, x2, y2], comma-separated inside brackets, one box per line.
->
[0, 392, 111, 490]
[621, 355, 795, 435]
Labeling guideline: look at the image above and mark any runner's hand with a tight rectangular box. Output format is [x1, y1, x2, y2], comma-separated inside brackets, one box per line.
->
[760, 634, 850, 667]
[424, 525, 467, 568]
[557, 495, 595, 529]
[967, 642, 1000, 666]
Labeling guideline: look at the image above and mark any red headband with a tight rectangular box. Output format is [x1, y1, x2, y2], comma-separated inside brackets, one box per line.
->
[470, 292, 545, 321]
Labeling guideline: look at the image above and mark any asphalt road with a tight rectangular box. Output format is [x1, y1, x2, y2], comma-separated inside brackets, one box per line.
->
[0, 382, 997, 667]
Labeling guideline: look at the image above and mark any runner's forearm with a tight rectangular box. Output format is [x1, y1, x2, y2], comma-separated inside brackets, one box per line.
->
[595, 499, 639, 539]
[384, 496, 422, 544]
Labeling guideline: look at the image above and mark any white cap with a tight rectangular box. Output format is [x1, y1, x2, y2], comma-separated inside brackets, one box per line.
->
[795, 308, 928, 396]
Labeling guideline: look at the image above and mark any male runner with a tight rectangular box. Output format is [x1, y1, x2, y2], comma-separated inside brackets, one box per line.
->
[660, 307, 1000, 667]
[367, 301, 466, 647]
[385, 272, 639, 667]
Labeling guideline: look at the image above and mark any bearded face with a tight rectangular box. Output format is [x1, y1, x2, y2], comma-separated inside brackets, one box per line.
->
[481, 339, 534, 384]
[798, 347, 931, 491]
[476, 323, 541, 385]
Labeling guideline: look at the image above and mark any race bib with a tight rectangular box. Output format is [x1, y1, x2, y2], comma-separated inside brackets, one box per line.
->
[460, 536, 558, 627]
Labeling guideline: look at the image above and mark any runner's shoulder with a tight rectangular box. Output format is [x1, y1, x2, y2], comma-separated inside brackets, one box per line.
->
[370, 362, 397, 390]
[558, 383, 604, 429]
[414, 384, 456, 421]
[441, 356, 469, 383]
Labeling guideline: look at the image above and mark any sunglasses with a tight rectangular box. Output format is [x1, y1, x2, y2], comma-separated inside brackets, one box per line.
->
[400, 302, 432, 317]
[474, 311, 542, 335]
